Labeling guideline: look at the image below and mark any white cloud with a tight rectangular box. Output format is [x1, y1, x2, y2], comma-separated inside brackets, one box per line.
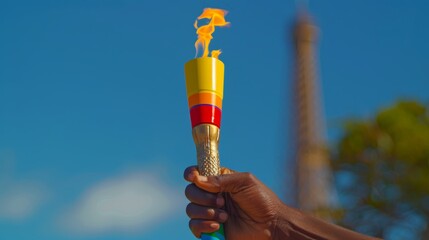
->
[60, 171, 182, 235]
[0, 182, 48, 220]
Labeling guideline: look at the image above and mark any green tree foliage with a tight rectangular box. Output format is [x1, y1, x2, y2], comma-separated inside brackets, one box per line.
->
[331, 100, 429, 239]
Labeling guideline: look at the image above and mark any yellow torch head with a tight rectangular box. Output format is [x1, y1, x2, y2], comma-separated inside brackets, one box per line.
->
[185, 57, 224, 99]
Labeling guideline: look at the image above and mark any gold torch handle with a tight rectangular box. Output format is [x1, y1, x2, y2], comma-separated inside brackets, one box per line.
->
[192, 124, 226, 240]
[192, 124, 221, 177]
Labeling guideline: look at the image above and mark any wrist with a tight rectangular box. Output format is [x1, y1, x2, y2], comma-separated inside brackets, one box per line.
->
[272, 204, 381, 240]
[271, 204, 304, 240]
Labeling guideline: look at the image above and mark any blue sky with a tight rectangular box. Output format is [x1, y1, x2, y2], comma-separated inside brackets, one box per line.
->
[0, 0, 428, 239]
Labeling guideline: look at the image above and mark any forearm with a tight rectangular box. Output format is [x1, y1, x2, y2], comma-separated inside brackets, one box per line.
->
[273, 205, 381, 240]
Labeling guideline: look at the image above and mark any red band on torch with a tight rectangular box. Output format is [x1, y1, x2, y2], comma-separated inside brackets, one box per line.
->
[190, 105, 222, 128]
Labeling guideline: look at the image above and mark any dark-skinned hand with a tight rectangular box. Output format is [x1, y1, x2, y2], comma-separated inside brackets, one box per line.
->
[184, 166, 382, 240]
[184, 166, 284, 240]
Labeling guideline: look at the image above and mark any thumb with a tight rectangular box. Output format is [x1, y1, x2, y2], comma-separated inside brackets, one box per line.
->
[193, 172, 257, 194]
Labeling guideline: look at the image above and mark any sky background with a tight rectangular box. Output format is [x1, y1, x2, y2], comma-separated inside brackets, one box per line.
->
[0, 0, 428, 239]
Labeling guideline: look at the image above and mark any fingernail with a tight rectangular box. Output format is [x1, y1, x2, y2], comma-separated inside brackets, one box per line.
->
[210, 223, 219, 229]
[219, 212, 228, 221]
[216, 197, 224, 207]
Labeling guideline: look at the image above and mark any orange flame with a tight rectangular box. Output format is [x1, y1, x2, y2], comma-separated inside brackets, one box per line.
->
[194, 8, 230, 59]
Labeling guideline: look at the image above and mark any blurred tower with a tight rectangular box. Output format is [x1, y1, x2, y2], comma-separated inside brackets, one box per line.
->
[291, 11, 331, 216]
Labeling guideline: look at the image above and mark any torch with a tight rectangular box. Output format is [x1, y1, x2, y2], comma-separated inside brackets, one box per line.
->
[185, 8, 229, 240]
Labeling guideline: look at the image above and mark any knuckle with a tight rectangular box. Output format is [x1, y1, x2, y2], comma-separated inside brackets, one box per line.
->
[185, 203, 193, 217]
[243, 172, 256, 183]
[188, 219, 201, 238]
[188, 219, 197, 231]
[215, 174, 225, 186]
[188, 220, 195, 232]
[183, 166, 197, 180]
[183, 167, 190, 179]
[212, 175, 222, 187]
[184, 184, 194, 199]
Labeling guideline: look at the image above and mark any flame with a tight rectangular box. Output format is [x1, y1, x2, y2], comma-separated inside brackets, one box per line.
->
[211, 50, 222, 59]
[194, 8, 230, 59]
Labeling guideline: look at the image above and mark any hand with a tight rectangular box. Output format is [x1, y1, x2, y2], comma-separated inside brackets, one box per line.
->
[184, 166, 381, 240]
[184, 166, 284, 240]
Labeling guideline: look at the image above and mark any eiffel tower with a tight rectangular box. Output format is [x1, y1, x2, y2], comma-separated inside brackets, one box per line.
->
[291, 10, 331, 217]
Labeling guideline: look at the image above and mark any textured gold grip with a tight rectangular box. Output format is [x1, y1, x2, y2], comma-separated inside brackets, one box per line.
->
[192, 124, 221, 176]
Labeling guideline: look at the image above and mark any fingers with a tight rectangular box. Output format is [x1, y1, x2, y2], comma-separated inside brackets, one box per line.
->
[185, 184, 227, 238]
[189, 219, 220, 238]
[186, 203, 228, 223]
[184, 166, 229, 238]
[185, 184, 225, 208]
